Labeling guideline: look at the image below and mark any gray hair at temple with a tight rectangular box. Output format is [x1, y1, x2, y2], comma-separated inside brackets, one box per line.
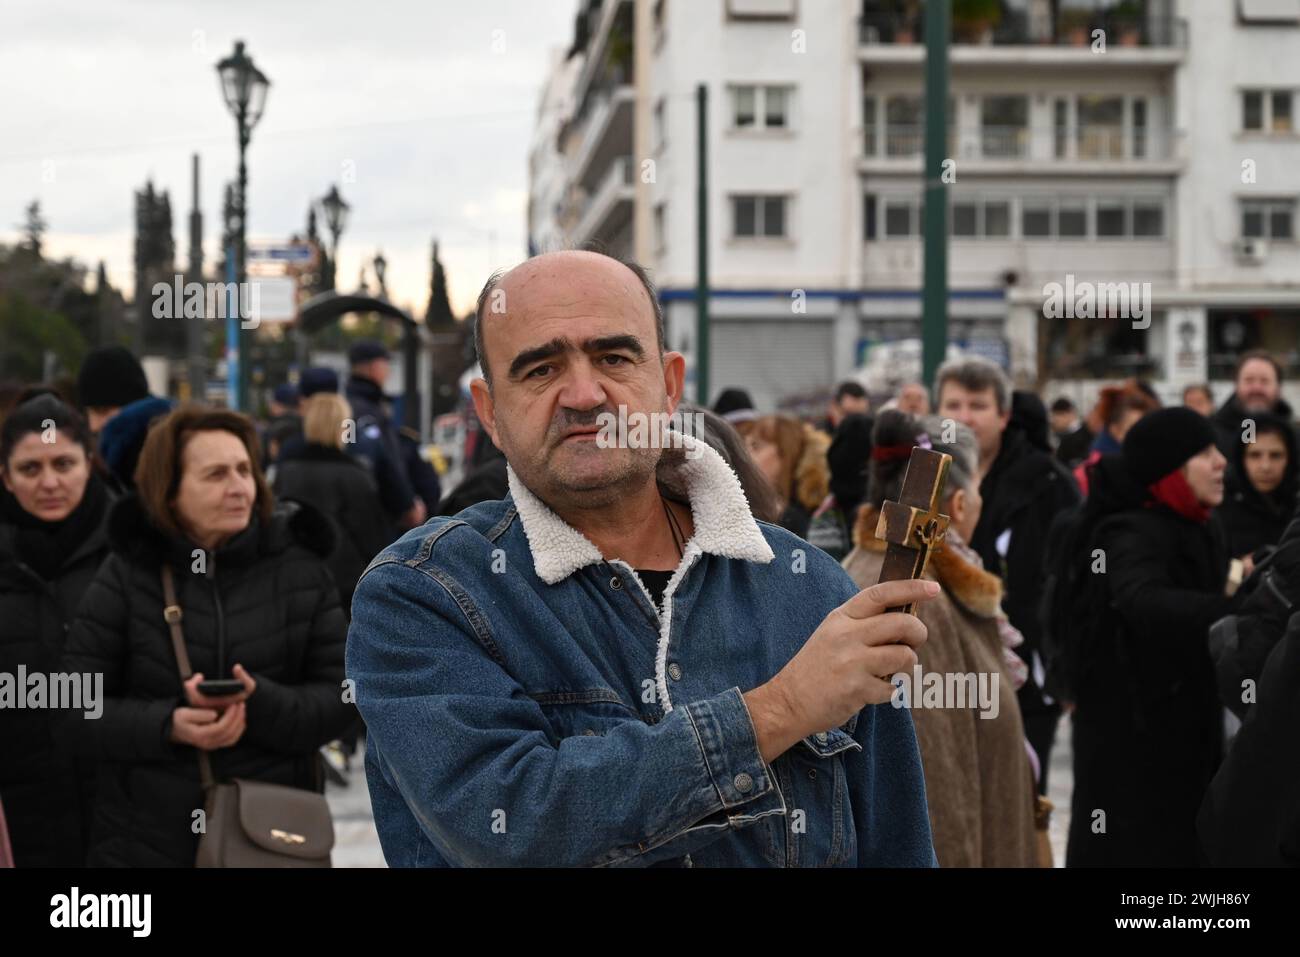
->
[933, 356, 1012, 415]
[472, 248, 667, 386]
[921, 415, 979, 496]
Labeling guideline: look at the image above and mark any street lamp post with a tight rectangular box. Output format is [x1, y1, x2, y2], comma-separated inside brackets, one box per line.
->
[373, 250, 388, 299]
[216, 39, 270, 412]
[319, 185, 350, 290]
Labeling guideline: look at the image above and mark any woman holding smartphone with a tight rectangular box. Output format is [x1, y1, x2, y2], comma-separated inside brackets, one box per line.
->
[59, 406, 354, 867]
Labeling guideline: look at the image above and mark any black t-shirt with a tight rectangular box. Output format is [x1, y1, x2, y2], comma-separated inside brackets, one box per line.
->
[636, 569, 674, 609]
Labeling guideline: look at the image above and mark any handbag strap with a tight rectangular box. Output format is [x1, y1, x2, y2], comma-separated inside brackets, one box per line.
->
[161, 564, 215, 790]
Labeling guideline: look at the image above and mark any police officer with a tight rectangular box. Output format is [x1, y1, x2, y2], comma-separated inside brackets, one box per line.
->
[346, 340, 426, 529]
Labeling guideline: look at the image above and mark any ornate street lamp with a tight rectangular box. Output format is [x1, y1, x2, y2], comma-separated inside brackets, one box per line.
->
[216, 39, 270, 411]
[319, 185, 350, 290]
[373, 250, 388, 298]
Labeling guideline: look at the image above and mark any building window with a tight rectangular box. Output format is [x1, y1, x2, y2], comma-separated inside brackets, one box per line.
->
[734, 87, 756, 128]
[1022, 200, 1053, 237]
[864, 193, 878, 240]
[1273, 91, 1293, 132]
[1077, 96, 1124, 160]
[654, 203, 667, 253]
[980, 96, 1028, 158]
[950, 197, 1011, 239]
[732, 195, 789, 238]
[1096, 199, 1128, 238]
[1053, 99, 1069, 158]
[863, 96, 878, 155]
[653, 98, 667, 152]
[1133, 200, 1165, 237]
[730, 85, 794, 131]
[1244, 91, 1264, 131]
[1241, 198, 1296, 239]
[886, 95, 922, 156]
[1242, 89, 1295, 133]
[883, 198, 916, 237]
[1058, 200, 1088, 238]
[1131, 98, 1148, 159]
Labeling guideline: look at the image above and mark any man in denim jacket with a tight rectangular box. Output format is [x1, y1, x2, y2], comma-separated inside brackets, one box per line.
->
[347, 250, 937, 867]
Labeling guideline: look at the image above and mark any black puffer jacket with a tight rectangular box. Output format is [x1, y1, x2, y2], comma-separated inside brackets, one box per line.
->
[1067, 490, 1234, 867]
[0, 491, 111, 866]
[273, 444, 396, 614]
[57, 494, 354, 867]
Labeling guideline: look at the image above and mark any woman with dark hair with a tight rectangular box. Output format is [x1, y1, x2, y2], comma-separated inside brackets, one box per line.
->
[843, 410, 1041, 867]
[58, 405, 355, 867]
[0, 394, 110, 865]
[1215, 411, 1299, 562]
[1066, 408, 1236, 866]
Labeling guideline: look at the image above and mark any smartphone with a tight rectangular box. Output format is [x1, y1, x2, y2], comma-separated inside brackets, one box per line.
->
[197, 679, 245, 697]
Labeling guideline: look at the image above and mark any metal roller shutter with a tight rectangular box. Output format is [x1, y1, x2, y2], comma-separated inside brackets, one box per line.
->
[709, 318, 834, 413]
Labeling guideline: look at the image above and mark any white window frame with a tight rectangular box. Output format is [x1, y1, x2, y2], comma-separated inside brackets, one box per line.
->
[729, 84, 795, 132]
[1242, 88, 1296, 134]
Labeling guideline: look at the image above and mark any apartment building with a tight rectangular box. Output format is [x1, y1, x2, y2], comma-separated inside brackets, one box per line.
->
[528, 0, 1300, 413]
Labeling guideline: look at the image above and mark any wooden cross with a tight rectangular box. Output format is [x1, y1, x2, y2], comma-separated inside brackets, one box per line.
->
[875, 447, 953, 615]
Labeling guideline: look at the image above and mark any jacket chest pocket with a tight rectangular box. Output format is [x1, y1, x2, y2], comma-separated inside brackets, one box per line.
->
[766, 725, 861, 868]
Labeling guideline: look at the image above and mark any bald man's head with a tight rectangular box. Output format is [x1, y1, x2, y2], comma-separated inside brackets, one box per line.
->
[473, 250, 665, 386]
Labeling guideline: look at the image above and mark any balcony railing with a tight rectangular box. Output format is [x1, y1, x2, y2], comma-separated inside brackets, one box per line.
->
[864, 124, 1170, 162]
[575, 156, 633, 241]
[857, 8, 1186, 49]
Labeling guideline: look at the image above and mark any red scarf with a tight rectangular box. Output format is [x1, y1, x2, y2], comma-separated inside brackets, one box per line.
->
[1147, 469, 1210, 524]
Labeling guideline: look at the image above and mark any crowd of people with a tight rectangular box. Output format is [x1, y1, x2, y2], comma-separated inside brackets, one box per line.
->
[1, 251, 1296, 868]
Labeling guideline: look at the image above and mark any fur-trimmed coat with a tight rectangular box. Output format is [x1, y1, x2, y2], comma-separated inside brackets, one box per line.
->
[842, 506, 1040, 868]
[56, 495, 355, 867]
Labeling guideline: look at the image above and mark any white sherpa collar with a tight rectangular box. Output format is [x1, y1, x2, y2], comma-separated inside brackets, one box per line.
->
[506, 432, 775, 585]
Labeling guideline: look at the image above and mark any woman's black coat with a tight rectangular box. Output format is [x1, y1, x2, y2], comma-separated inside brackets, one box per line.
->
[57, 495, 354, 867]
[0, 501, 110, 866]
[273, 444, 396, 613]
[1067, 500, 1234, 867]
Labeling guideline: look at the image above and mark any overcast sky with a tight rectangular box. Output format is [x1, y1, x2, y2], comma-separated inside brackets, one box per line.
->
[0, 0, 578, 316]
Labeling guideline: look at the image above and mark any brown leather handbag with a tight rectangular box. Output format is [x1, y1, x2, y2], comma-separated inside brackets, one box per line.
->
[161, 565, 334, 868]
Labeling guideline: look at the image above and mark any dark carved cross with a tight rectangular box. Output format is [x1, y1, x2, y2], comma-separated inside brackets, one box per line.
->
[875, 447, 952, 615]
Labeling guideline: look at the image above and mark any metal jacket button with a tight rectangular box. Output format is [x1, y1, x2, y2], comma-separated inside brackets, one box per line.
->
[667, 662, 683, 681]
[610, 575, 623, 590]
[734, 772, 754, 793]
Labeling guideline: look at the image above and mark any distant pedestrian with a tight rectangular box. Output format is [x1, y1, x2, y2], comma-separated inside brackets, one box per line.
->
[0, 395, 110, 866]
[1049, 397, 1092, 468]
[1073, 380, 1160, 496]
[735, 414, 830, 538]
[1065, 408, 1235, 867]
[1212, 350, 1296, 469]
[1214, 410, 1298, 561]
[345, 341, 425, 529]
[274, 392, 394, 614]
[1183, 383, 1215, 418]
[807, 412, 872, 561]
[822, 380, 869, 435]
[262, 382, 302, 465]
[75, 346, 172, 493]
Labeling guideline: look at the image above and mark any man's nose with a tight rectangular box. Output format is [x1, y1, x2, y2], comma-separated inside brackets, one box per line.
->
[555, 361, 608, 411]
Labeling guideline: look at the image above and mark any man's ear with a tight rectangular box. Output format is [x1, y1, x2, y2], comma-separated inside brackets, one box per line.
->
[469, 378, 501, 450]
[948, 487, 966, 526]
[662, 351, 686, 416]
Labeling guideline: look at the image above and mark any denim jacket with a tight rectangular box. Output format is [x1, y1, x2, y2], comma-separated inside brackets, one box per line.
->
[347, 436, 935, 867]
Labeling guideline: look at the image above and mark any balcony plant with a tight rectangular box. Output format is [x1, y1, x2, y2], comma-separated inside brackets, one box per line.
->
[886, 0, 921, 44]
[953, 0, 1003, 44]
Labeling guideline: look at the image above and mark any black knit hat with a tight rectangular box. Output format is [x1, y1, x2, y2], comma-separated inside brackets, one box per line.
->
[348, 339, 390, 364]
[76, 346, 149, 409]
[1121, 407, 1217, 485]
